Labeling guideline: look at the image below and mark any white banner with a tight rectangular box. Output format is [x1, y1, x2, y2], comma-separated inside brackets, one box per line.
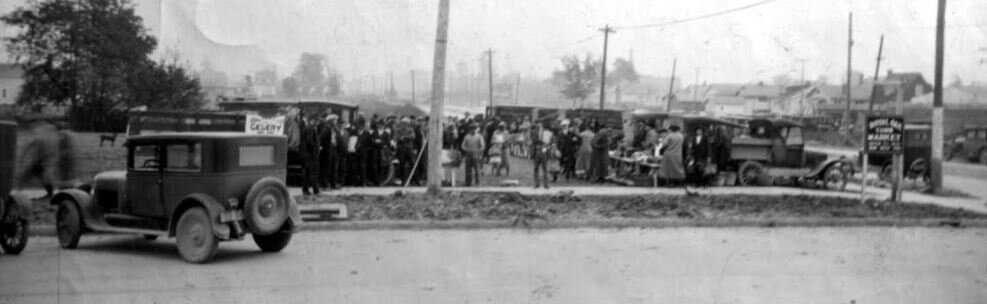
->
[245, 115, 285, 135]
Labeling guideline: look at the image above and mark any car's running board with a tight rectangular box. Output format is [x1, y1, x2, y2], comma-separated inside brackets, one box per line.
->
[300, 203, 347, 222]
[86, 223, 168, 236]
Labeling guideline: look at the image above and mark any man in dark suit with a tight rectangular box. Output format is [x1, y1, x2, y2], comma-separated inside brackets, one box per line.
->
[299, 115, 321, 195]
[356, 119, 374, 186]
[686, 127, 712, 186]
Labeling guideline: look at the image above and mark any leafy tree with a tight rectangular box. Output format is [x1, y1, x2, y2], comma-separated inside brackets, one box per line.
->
[290, 52, 342, 98]
[608, 58, 639, 84]
[552, 54, 600, 108]
[128, 57, 204, 110]
[2, 0, 202, 130]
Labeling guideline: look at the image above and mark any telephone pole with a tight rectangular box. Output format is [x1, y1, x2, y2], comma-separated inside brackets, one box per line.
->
[867, 35, 884, 114]
[410, 70, 416, 104]
[485, 49, 494, 109]
[930, 0, 946, 193]
[693, 67, 699, 102]
[389, 71, 395, 101]
[798, 59, 806, 118]
[514, 73, 521, 105]
[426, 0, 450, 194]
[598, 25, 615, 110]
[843, 12, 853, 133]
[665, 58, 677, 112]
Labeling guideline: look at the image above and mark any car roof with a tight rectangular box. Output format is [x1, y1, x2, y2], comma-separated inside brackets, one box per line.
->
[127, 132, 284, 141]
[681, 115, 745, 128]
[750, 118, 804, 128]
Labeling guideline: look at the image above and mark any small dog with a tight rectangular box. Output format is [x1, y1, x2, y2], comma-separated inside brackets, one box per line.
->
[99, 133, 118, 147]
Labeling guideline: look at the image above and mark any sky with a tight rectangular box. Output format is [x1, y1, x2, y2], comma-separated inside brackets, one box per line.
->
[2, 0, 986, 86]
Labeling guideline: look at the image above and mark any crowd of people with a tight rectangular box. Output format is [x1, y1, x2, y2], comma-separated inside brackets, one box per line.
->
[285, 107, 739, 194]
[284, 108, 429, 195]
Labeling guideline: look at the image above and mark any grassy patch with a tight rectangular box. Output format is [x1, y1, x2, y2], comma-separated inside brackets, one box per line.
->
[296, 192, 987, 223]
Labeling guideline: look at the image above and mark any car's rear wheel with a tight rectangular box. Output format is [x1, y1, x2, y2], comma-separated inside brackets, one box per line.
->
[738, 161, 764, 186]
[244, 178, 290, 236]
[253, 232, 292, 252]
[1, 204, 28, 254]
[56, 200, 82, 249]
[175, 207, 218, 264]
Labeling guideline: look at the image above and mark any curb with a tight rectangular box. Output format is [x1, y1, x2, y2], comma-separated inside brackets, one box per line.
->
[27, 218, 987, 236]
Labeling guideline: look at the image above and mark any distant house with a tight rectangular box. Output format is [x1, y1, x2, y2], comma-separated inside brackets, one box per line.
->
[739, 83, 785, 114]
[880, 70, 932, 104]
[0, 63, 24, 105]
[812, 83, 875, 120]
[771, 84, 820, 116]
[911, 85, 987, 107]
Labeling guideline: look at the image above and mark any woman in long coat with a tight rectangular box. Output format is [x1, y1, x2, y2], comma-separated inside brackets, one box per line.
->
[588, 125, 611, 182]
[658, 125, 686, 185]
[575, 126, 595, 178]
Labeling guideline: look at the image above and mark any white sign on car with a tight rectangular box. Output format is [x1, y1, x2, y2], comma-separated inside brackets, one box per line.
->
[245, 115, 285, 135]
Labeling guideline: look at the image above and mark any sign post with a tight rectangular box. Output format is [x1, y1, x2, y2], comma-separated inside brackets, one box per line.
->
[865, 115, 905, 202]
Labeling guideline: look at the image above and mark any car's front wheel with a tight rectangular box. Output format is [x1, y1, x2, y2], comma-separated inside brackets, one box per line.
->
[175, 207, 219, 264]
[56, 200, 83, 249]
[253, 231, 292, 252]
[1, 203, 29, 254]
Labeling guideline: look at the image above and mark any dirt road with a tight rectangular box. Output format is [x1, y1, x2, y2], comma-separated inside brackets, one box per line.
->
[2, 228, 985, 304]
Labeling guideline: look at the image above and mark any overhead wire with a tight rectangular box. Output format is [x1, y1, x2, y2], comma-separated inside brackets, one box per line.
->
[614, 0, 788, 30]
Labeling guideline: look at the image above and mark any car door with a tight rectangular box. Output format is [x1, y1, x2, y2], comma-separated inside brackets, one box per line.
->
[126, 144, 164, 217]
[160, 142, 204, 216]
[783, 126, 805, 168]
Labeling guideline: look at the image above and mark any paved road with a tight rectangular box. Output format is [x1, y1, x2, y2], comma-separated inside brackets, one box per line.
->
[2, 228, 985, 304]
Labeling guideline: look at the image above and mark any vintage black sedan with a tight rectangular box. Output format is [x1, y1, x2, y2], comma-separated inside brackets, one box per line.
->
[52, 133, 301, 263]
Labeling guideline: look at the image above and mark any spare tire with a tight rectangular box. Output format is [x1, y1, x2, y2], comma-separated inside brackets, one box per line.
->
[244, 177, 291, 236]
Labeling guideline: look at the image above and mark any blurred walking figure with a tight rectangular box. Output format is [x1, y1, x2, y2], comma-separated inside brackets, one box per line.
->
[531, 122, 555, 189]
[18, 121, 76, 199]
[461, 125, 485, 186]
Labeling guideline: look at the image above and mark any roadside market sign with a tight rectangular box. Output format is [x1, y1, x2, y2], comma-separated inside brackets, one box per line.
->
[865, 115, 904, 154]
[245, 114, 285, 135]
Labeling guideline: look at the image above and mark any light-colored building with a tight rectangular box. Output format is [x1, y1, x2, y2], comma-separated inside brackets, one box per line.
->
[0, 63, 24, 105]
[910, 85, 987, 107]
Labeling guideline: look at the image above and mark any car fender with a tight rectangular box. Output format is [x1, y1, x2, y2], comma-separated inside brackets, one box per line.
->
[4, 193, 33, 219]
[168, 194, 231, 240]
[50, 189, 98, 228]
[284, 195, 301, 233]
[807, 158, 852, 177]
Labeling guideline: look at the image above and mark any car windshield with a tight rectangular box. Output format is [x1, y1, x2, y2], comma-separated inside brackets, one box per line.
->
[131, 145, 159, 171]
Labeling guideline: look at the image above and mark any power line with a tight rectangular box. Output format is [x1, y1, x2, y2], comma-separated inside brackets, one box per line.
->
[545, 34, 601, 53]
[615, 0, 787, 30]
